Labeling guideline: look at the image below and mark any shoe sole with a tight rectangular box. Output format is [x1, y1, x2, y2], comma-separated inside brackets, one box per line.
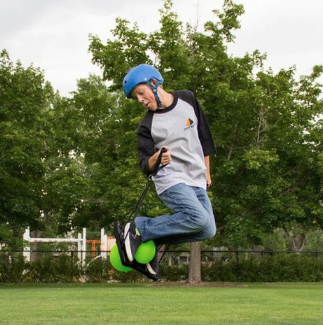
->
[113, 221, 131, 265]
[146, 262, 157, 275]
[113, 222, 159, 281]
[124, 223, 134, 262]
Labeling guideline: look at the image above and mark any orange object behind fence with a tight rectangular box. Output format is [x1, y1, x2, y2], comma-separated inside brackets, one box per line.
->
[86, 236, 116, 257]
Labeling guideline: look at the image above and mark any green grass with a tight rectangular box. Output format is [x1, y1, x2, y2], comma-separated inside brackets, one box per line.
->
[1, 282, 323, 324]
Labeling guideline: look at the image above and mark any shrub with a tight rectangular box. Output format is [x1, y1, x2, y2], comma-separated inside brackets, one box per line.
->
[1, 251, 323, 283]
[160, 265, 189, 281]
[24, 254, 81, 283]
[0, 253, 25, 283]
[85, 257, 110, 282]
[202, 252, 323, 282]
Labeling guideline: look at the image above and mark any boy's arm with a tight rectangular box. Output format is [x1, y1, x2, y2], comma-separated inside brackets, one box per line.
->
[204, 156, 211, 188]
[148, 147, 171, 173]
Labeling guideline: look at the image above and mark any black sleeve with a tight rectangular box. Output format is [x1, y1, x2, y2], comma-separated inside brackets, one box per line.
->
[137, 112, 156, 176]
[193, 95, 216, 156]
[176, 90, 216, 156]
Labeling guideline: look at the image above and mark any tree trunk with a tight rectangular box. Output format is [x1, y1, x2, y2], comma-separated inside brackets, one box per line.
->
[290, 233, 306, 252]
[188, 242, 201, 283]
[31, 212, 47, 261]
[30, 229, 42, 262]
[283, 224, 306, 252]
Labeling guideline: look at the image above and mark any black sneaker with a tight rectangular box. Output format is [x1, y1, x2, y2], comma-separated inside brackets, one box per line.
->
[114, 221, 131, 265]
[113, 222, 159, 281]
[124, 222, 142, 262]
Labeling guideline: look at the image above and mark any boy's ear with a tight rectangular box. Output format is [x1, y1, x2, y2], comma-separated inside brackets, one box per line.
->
[149, 78, 157, 86]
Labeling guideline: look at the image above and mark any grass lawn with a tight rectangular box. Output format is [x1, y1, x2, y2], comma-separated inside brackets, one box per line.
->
[1, 282, 323, 325]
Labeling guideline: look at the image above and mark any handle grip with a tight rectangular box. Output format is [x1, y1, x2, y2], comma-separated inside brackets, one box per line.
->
[151, 147, 167, 177]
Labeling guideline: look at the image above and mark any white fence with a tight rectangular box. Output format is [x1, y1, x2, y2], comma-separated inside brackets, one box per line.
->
[22, 228, 111, 265]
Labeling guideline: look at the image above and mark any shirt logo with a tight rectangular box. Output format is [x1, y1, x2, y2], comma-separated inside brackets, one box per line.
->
[184, 118, 195, 131]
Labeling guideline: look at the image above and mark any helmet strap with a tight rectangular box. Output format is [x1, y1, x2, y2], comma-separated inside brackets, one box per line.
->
[148, 81, 163, 108]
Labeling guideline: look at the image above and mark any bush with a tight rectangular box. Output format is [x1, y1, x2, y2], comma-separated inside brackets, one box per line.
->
[160, 265, 189, 281]
[85, 257, 110, 282]
[24, 254, 81, 283]
[1, 251, 323, 283]
[0, 253, 25, 282]
[202, 252, 323, 282]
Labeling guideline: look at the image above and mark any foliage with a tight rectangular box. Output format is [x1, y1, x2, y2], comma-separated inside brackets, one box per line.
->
[160, 264, 189, 282]
[2, 251, 323, 283]
[202, 252, 323, 282]
[68, 75, 168, 231]
[88, 0, 323, 249]
[24, 254, 81, 283]
[84, 256, 110, 282]
[0, 253, 25, 282]
[0, 50, 55, 245]
[1, 0, 323, 253]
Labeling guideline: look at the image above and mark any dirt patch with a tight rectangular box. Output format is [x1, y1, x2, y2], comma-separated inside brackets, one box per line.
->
[148, 281, 246, 288]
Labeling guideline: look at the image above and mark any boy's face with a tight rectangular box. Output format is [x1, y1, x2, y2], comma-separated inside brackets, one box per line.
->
[131, 83, 158, 111]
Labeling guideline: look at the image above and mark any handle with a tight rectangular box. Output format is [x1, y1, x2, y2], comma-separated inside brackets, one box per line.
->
[151, 147, 167, 177]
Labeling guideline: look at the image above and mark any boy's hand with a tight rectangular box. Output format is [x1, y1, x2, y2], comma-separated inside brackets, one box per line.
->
[160, 146, 171, 166]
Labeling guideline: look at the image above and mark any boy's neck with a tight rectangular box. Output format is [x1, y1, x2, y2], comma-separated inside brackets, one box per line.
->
[159, 91, 174, 109]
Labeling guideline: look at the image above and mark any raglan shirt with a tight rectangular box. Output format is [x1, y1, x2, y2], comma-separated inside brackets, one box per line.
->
[137, 90, 216, 195]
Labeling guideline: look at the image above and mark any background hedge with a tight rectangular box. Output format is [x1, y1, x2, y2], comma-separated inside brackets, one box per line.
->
[1, 252, 323, 283]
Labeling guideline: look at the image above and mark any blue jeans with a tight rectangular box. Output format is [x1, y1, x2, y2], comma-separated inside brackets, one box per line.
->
[135, 183, 216, 245]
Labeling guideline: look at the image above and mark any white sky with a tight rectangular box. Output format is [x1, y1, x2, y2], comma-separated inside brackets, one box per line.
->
[1, 0, 323, 97]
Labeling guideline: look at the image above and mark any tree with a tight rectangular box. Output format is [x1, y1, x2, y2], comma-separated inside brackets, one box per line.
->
[88, 0, 245, 282]
[188, 242, 201, 283]
[213, 66, 323, 249]
[0, 50, 55, 247]
[70, 75, 166, 229]
[88, 0, 323, 281]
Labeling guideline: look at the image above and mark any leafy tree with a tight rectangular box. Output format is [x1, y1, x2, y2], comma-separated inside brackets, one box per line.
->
[88, 0, 323, 248]
[68, 75, 167, 232]
[0, 50, 55, 247]
[214, 66, 323, 249]
[88, 0, 245, 281]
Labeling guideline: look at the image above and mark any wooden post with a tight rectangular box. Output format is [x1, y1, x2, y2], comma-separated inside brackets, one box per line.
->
[188, 242, 201, 284]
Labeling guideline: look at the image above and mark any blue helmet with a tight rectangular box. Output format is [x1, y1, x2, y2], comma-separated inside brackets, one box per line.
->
[122, 64, 164, 98]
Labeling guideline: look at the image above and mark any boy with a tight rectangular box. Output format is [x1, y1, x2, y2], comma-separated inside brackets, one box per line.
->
[115, 64, 216, 280]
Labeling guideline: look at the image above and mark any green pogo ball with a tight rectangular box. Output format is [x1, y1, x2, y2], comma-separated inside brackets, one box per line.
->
[110, 244, 133, 272]
[134, 240, 156, 264]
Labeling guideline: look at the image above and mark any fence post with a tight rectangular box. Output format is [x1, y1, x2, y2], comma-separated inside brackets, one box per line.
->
[23, 227, 31, 262]
[77, 233, 82, 262]
[100, 228, 107, 259]
[82, 228, 86, 265]
[235, 250, 240, 281]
